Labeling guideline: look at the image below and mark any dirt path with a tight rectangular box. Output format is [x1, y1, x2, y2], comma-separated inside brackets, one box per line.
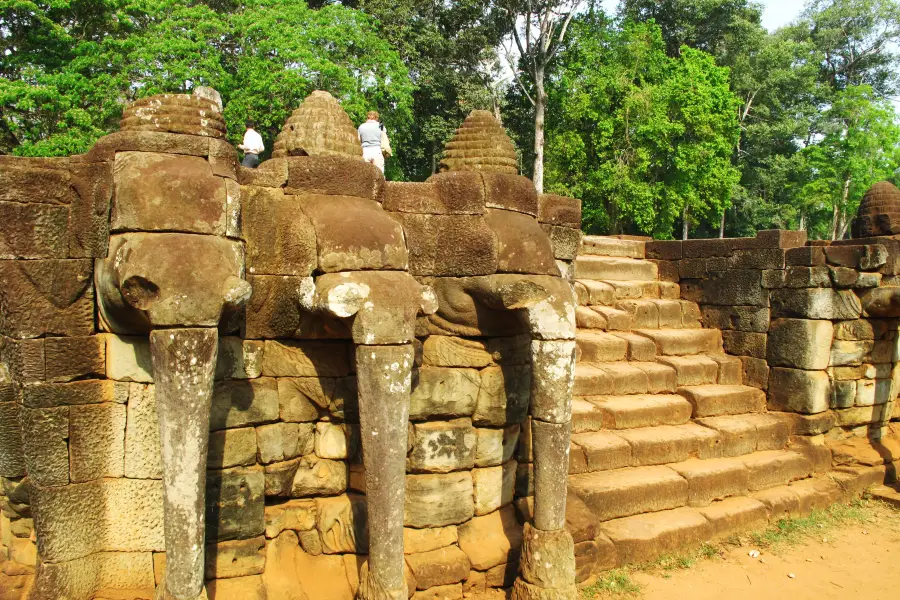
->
[620, 500, 900, 600]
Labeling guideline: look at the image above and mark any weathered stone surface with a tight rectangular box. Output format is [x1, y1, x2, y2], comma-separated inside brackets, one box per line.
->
[530, 340, 575, 424]
[531, 420, 571, 531]
[42, 336, 105, 383]
[32, 478, 164, 562]
[264, 499, 317, 539]
[207, 466, 265, 541]
[418, 171, 486, 214]
[27, 551, 155, 599]
[111, 152, 226, 234]
[456, 506, 523, 573]
[404, 526, 458, 555]
[124, 382, 162, 479]
[150, 327, 218, 599]
[722, 331, 767, 360]
[262, 340, 352, 377]
[300, 194, 408, 272]
[0, 200, 68, 259]
[20, 406, 69, 486]
[285, 155, 383, 200]
[316, 493, 369, 554]
[242, 185, 317, 275]
[410, 367, 481, 420]
[771, 288, 862, 320]
[216, 337, 264, 380]
[408, 419, 477, 473]
[0, 259, 94, 338]
[97, 233, 246, 330]
[475, 425, 520, 468]
[315, 422, 351, 459]
[205, 536, 266, 579]
[767, 319, 833, 370]
[484, 208, 557, 275]
[207, 574, 267, 600]
[518, 523, 576, 589]
[480, 172, 538, 215]
[472, 461, 517, 515]
[278, 377, 330, 422]
[767, 368, 831, 414]
[537, 194, 581, 229]
[257, 422, 309, 464]
[0, 402, 25, 477]
[208, 427, 258, 469]
[406, 545, 471, 589]
[69, 402, 126, 482]
[104, 334, 153, 382]
[406, 472, 475, 528]
[422, 336, 492, 368]
[244, 275, 346, 339]
[289, 456, 348, 497]
[474, 365, 531, 426]
[1, 336, 45, 382]
[210, 378, 279, 430]
[541, 224, 581, 260]
[394, 213, 499, 276]
[21, 379, 126, 408]
[699, 269, 767, 307]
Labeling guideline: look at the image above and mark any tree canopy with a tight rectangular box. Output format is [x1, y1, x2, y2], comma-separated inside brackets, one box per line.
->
[1, 0, 898, 240]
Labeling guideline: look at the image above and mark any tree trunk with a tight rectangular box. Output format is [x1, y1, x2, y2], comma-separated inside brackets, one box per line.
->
[831, 175, 852, 240]
[719, 210, 726, 238]
[533, 66, 546, 194]
[682, 206, 690, 240]
[799, 212, 806, 231]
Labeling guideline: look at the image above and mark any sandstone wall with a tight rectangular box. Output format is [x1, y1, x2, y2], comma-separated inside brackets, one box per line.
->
[647, 232, 900, 472]
[0, 96, 584, 600]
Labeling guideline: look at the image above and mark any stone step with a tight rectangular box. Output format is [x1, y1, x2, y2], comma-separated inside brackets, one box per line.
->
[569, 465, 688, 521]
[609, 332, 657, 361]
[581, 236, 646, 258]
[696, 413, 792, 457]
[574, 306, 633, 331]
[570, 422, 721, 473]
[704, 353, 744, 385]
[634, 329, 723, 356]
[614, 299, 694, 329]
[575, 280, 682, 306]
[579, 394, 693, 430]
[576, 331, 628, 363]
[574, 362, 677, 396]
[677, 384, 767, 418]
[570, 449, 813, 524]
[593, 467, 883, 569]
[575, 256, 659, 282]
[656, 355, 720, 386]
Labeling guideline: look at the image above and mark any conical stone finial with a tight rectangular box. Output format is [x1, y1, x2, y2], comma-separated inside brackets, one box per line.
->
[271, 90, 363, 159]
[852, 180, 900, 238]
[120, 89, 227, 138]
[439, 110, 518, 175]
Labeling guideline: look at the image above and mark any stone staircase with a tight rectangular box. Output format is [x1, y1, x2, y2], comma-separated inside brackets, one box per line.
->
[566, 237, 844, 571]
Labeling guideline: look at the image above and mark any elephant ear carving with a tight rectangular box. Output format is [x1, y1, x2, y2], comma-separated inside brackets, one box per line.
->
[18, 260, 92, 309]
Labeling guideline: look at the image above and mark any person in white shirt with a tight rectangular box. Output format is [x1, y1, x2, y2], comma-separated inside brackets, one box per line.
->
[238, 120, 264, 168]
[358, 111, 391, 174]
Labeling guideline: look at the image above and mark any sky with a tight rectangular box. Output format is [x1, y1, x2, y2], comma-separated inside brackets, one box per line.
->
[600, 0, 808, 31]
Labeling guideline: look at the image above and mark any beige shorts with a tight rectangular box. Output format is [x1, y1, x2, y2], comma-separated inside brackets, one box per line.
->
[362, 146, 385, 173]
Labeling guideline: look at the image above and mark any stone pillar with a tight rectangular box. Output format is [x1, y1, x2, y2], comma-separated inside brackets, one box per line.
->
[355, 344, 414, 600]
[150, 328, 218, 600]
[513, 294, 578, 600]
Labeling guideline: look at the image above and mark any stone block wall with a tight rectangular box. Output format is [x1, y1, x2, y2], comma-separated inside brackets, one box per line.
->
[647, 231, 900, 448]
[0, 96, 583, 600]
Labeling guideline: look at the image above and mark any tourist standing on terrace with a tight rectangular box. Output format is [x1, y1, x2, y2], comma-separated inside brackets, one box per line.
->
[238, 120, 265, 168]
[358, 111, 391, 174]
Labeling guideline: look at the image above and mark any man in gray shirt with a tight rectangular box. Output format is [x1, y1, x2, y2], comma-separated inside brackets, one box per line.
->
[358, 111, 390, 173]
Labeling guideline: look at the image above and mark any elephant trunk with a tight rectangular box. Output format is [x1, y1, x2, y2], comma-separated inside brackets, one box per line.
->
[355, 344, 415, 600]
[149, 327, 219, 600]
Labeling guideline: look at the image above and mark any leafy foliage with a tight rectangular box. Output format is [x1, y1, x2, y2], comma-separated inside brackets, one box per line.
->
[543, 18, 741, 238]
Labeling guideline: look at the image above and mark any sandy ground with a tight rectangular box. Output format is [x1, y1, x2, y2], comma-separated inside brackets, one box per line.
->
[626, 502, 900, 600]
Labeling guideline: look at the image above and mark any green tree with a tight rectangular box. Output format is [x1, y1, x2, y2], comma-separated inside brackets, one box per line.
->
[798, 85, 900, 239]
[0, 0, 414, 170]
[544, 18, 741, 238]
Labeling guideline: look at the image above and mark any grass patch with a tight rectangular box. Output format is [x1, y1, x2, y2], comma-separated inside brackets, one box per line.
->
[581, 569, 641, 597]
[748, 498, 872, 550]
